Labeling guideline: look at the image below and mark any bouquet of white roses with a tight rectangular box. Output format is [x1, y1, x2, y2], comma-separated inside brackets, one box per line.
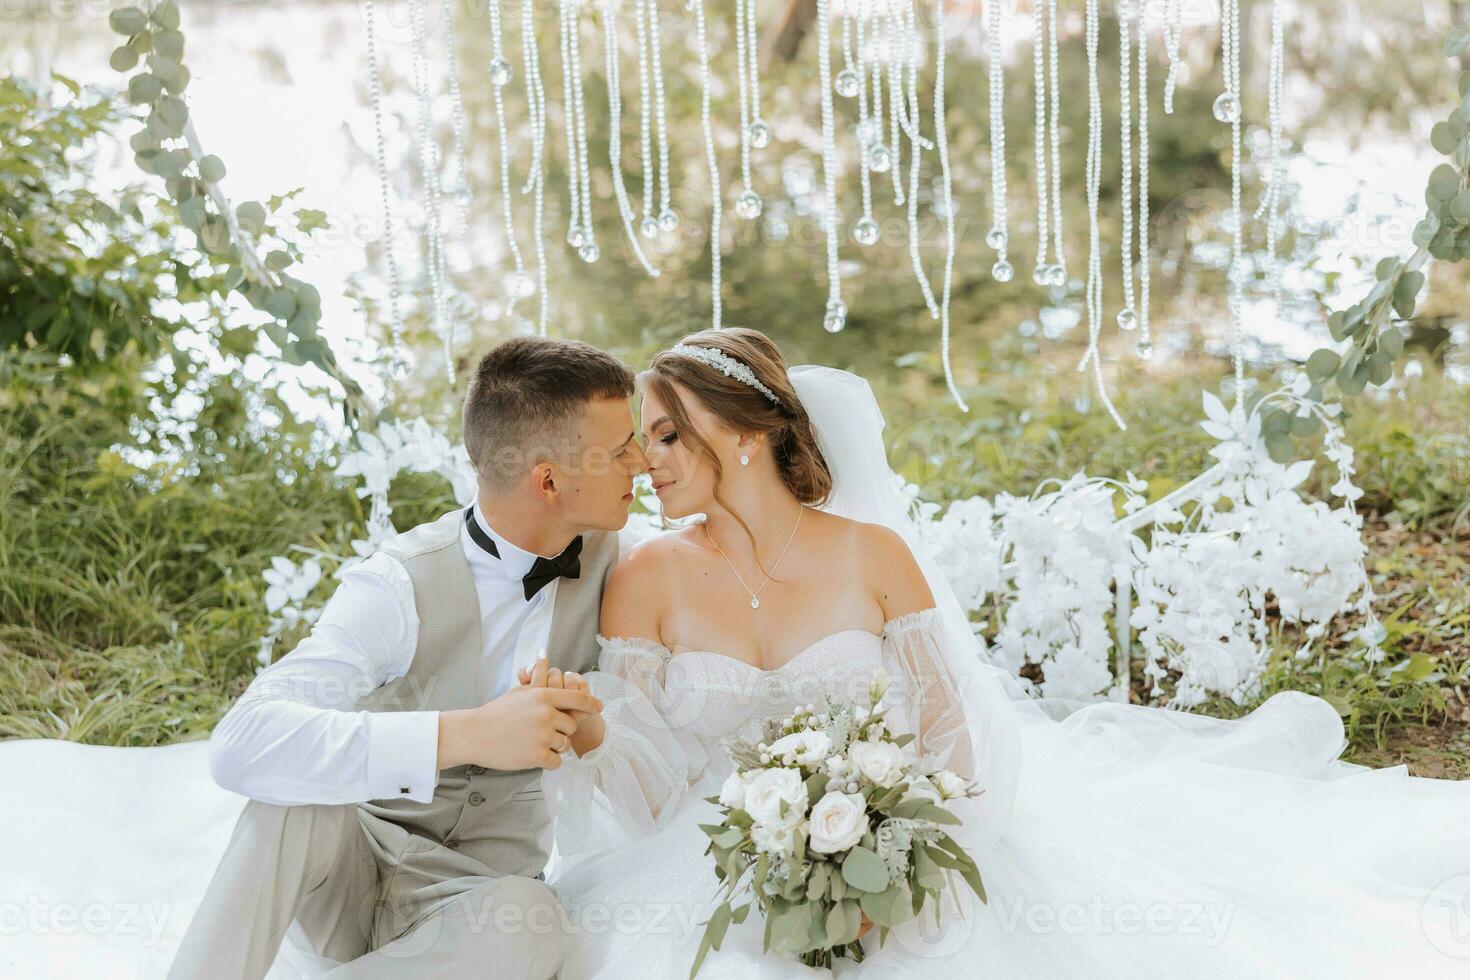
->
[691, 668, 986, 975]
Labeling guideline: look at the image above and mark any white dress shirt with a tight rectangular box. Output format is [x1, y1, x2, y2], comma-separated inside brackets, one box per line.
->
[209, 504, 563, 806]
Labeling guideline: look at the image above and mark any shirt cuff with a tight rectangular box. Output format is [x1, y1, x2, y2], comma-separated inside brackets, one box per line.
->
[366, 710, 441, 803]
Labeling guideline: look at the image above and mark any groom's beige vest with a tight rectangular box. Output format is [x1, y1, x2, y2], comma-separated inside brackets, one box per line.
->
[353, 510, 619, 881]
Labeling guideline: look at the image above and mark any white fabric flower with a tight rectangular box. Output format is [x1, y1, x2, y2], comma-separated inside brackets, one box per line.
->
[808, 792, 868, 855]
[848, 739, 907, 788]
[766, 731, 833, 768]
[744, 767, 807, 829]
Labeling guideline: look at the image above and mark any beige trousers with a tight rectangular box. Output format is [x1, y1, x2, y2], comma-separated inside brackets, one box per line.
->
[168, 800, 567, 980]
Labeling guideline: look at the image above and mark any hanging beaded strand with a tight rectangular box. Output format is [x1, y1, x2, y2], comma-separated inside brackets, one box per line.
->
[733, 0, 763, 220]
[931, 0, 967, 411]
[557, 0, 584, 252]
[1162, 0, 1184, 114]
[1219, 0, 1247, 419]
[1116, 1, 1137, 332]
[985, 0, 1011, 282]
[633, 0, 657, 236]
[1253, 0, 1286, 308]
[1031, 0, 1066, 286]
[519, 0, 550, 334]
[879, 3, 904, 205]
[566, 0, 598, 262]
[1135, 0, 1154, 359]
[442, 5, 472, 242]
[407, 0, 452, 380]
[1076, 0, 1126, 429]
[846, 6, 878, 248]
[690, 0, 723, 330]
[646, 0, 675, 233]
[902, 0, 938, 317]
[816, 0, 846, 334]
[362, 0, 406, 371]
[600, 0, 660, 276]
[484, 0, 531, 322]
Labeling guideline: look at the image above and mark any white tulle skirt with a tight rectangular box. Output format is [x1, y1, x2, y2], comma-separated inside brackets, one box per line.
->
[547, 691, 1470, 980]
[3, 690, 1468, 978]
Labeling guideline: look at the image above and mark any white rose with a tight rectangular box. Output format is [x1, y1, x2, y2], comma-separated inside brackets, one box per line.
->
[718, 770, 751, 810]
[848, 739, 907, 788]
[751, 821, 802, 855]
[808, 792, 868, 855]
[931, 770, 969, 800]
[766, 730, 833, 768]
[744, 767, 808, 829]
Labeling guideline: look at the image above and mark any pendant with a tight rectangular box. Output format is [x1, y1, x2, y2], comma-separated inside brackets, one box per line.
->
[750, 596, 760, 609]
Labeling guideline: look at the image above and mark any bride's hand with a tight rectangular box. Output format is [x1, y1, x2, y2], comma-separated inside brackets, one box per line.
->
[519, 657, 606, 756]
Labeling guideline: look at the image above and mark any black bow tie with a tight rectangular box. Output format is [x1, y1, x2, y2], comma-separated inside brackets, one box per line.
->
[464, 507, 583, 601]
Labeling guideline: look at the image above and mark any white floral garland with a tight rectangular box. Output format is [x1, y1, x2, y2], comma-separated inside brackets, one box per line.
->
[258, 380, 1383, 711]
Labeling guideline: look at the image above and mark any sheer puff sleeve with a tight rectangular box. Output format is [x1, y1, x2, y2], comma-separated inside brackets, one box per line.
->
[541, 633, 710, 857]
[880, 606, 1023, 849]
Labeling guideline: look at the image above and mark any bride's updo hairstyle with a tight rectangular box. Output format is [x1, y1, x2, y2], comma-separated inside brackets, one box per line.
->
[641, 327, 833, 519]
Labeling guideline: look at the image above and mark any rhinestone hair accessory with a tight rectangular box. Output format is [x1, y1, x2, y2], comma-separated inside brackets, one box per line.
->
[666, 343, 782, 408]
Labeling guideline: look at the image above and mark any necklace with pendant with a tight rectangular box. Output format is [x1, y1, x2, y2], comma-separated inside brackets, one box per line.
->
[706, 505, 804, 609]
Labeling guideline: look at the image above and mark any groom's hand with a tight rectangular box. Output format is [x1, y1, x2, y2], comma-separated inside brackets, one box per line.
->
[518, 657, 606, 758]
[436, 682, 602, 772]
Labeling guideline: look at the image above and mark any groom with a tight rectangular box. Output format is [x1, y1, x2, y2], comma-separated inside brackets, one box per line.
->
[170, 337, 650, 979]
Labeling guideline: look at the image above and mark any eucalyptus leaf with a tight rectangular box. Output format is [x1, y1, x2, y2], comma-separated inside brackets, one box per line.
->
[1264, 432, 1294, 464]
[126, 73, 162, 104]
[154, 29, 185, 60]
[151, 0, 180, 29]
[109, 6, 147, 34]
[109, 45, 139, 72]
[1380, 327, 1405, 359]
[1305, 348, 1340, 379]
[198, 155, 227, 183]
[1393, 270, 1424, 318]
[1290, 412, 1322, 438]
[1366, 351, 1393, 386]
[1428, 164, 1460, 202]
[178, 197, 206, 230]
[841, 846, 888, 893]
[235, 201, 267, 234]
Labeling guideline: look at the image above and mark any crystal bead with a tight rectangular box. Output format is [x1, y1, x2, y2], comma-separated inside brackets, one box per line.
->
[852, 216, 880, 247]
[1116, 307, 1139, 331]
[735, 191, 763, 220]
[985, 226, 1008, 250]
[991, 259, 1014, 283]
[1212, 91, 1241, 123]
[1135, 339, 1154, 360]
[747, 119, 771, 149]
[640, 216, 660, 238]
[1044, 264, 1067, 287]
[867, 143, 892, 174]
[567, 227, 586, 248]
[750, 596, 761, 609]
[488, 58, 513, 87]
[658, 209, 679, 232]
[856, 118, 880, 147]
[1032, 265, 1052, 286]
[834, 68, 860, 99]
[823, 299, 847, 333]
[578, 241, 600, 263]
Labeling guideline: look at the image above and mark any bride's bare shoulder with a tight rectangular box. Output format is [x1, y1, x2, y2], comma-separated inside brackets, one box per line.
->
[819, 512, 935, 619]
[601, 527, 702, 638]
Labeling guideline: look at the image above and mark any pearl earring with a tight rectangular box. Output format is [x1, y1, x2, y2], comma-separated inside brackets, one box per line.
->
[739, 454, 750, 466]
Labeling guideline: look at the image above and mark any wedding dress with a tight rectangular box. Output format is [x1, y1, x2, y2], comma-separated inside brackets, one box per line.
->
[540, 366, 1470, 980]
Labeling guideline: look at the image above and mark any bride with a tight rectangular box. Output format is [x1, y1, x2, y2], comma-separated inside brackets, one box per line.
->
[532, 327, 1470, 979]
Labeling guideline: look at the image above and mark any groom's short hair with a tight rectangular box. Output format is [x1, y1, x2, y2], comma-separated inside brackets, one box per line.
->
[463, 336, 636, 493]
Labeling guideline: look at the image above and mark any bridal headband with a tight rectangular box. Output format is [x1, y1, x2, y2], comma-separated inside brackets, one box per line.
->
[665, 343, 782, 408]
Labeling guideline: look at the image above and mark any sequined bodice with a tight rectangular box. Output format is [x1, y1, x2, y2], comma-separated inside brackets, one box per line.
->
[659, 629, 887, 772]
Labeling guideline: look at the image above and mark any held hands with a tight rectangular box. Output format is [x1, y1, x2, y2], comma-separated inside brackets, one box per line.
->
[517, 657, 607, 759]
[436, 669, 603, 773]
